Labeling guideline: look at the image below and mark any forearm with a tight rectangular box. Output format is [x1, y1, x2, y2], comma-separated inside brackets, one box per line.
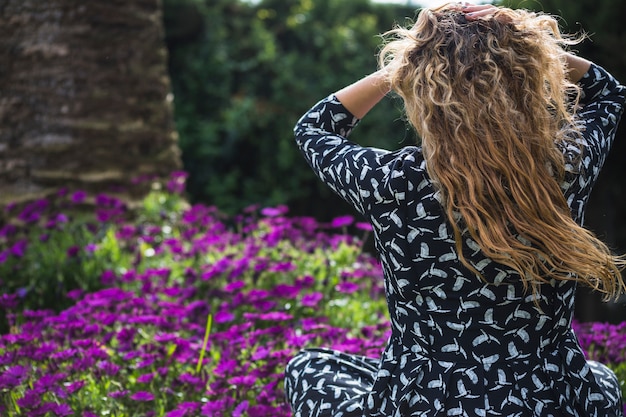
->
[335, 70, 390, 119]
[564, 53, 591, 83]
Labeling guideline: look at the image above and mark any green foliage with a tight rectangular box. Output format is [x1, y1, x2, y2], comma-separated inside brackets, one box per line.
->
[163, 0, 416, 218]
[0, 187, 390, 416]
[0, 188, 189, 332]
[609, 361, 626, 400]
[0, 215, 118, 320]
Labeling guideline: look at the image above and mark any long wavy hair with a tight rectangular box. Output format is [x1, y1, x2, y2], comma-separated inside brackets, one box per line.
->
[378, 4, 626, 299]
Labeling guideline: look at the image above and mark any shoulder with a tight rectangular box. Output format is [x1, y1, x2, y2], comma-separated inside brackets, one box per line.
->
[378, 145, 425, 168]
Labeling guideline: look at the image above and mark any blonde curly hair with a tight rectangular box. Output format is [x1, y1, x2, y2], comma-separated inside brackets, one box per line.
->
[378, 4, 626, 299]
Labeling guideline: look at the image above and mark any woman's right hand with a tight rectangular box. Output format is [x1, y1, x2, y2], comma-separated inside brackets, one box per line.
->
[459, 4, 500, 21]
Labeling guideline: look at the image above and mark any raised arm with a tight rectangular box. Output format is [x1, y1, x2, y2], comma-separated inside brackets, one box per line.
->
[564, 53, 591, 83]
[334, 70, 390, 119]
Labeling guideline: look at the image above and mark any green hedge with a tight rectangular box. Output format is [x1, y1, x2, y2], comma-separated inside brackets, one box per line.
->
[163, 0, 416, 218]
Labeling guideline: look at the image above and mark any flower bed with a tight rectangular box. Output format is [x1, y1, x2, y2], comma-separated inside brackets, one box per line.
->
[0, 174, 624, 416]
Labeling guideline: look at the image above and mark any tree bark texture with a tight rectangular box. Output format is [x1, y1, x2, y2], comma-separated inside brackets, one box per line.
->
[0, 0, 181, 208]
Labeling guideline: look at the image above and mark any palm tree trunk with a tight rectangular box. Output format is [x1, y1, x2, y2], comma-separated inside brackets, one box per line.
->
[0, 0, 181, 207]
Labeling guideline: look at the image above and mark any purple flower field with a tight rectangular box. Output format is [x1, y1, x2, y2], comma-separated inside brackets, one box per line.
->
[0, 173, 625, 416]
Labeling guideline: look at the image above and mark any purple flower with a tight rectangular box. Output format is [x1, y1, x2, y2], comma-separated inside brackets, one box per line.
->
[260, 205, 288, 217]
[85, 243, 98, 252]
[116, 327, 136, 344]
[300, 292, 323, 308]
[100, 270, 116, 285]
[214, 310, 235, 323]
[0, 365, 29, 389]
[214, 359, 238, 377]
[51, 348, 78, 362]
[229, 257, 251, 279]
[23, 310, 51, 320]
[10, 240, 28, 257]
[51, 403, 73, 416]
[224, 281, 245, 292]
[32, 343, 60, 362]
[66, 246, 80, 258]
[96, 208, 123, 223]
[233, 400, 249, 417]
[46, 213, 69, 229]
[331, 215, 354, 228]
[201, 399, 233, 416]
[268, 262, 295, 272]
[130, 391, 155, 402]
[137, 372, 155, 384]
[202, 257, 231, 280]
[356, 222, 373, 231]
[166, 402, 201, 417]
[4, 201, 16, 213]
[108, 390, 128, 399]
[167, 171, 189, 194]
[252, 299, 277, 312]
[95, 194, 114, 207]
[178, 373, 202, 386]
[117, 224, 137, 240]
[336, 282, 360, 294]
[16, 389, 41, 409]
[71, 190, 87, 203]
[33, 373, 66, 393]
[0, 293, 18, 310]
[18, 199, 48, 223]
[248, 404, 281, 417]
[154, 332, 178, 343]
[272, 284, 301, 299]
[66, 289, 83, 301]
[0, 224, 17, 237]
[97, 361, 121, 376]
[136, 357, 156, 369]
[227, 375, 256, 387]
[123, 351, 140, 361]
[296, 275, 315, 288]
[251, 346, 270, 361]
[65, 380, 85, 394]
[247, 289, 269, 301]
[256, 312, 293, 321]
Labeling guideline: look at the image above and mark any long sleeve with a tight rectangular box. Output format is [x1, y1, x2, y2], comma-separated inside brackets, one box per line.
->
[577, 64, 626, 177]
[294, 94, 423, 217]
[562, 64, 626, 223]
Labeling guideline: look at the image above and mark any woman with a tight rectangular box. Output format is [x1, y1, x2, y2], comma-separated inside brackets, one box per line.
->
[285, 3, 626, 417]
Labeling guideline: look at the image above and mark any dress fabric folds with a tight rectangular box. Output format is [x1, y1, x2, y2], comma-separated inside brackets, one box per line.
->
[285, 64, 626, 417]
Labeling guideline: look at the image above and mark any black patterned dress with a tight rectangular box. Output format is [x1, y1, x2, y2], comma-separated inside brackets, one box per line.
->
[285, 63, 626, 417]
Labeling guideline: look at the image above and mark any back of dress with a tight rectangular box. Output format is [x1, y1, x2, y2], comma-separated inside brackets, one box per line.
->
[365, 145, 609, 415]
[286, 63, 625, 416]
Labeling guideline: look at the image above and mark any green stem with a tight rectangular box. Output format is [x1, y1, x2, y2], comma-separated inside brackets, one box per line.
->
[196, 313, 213, 374]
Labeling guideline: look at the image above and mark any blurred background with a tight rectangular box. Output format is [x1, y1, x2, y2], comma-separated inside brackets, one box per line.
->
[1, 0, 624, 321]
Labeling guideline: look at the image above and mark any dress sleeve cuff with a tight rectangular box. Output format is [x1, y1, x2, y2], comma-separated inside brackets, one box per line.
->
[577, 63, 621, 104]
